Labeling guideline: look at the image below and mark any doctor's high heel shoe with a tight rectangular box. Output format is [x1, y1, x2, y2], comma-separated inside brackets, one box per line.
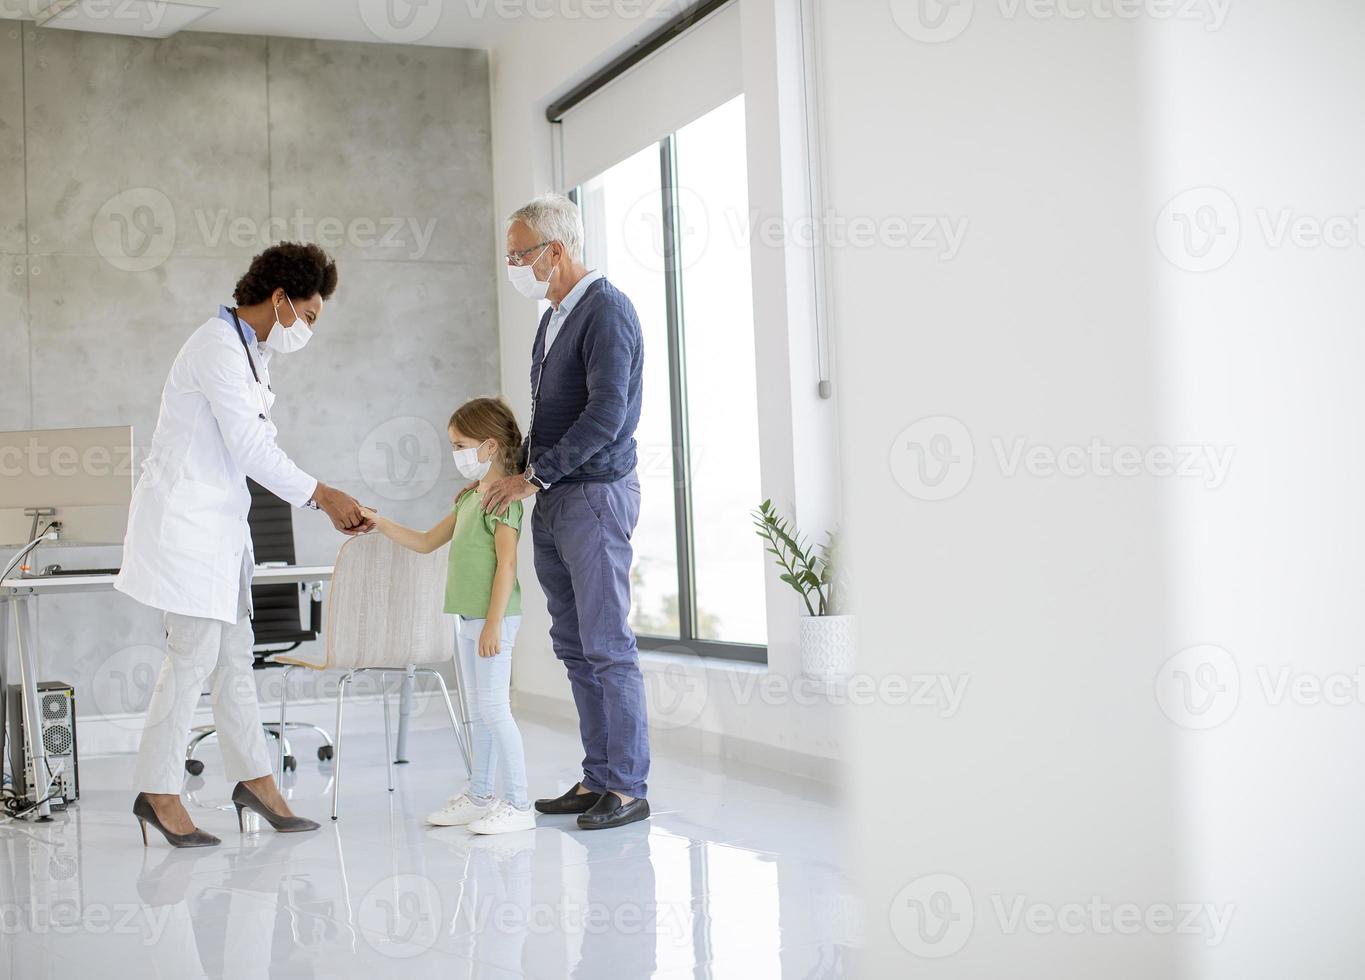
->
[133, 793, 221, 848]
[231, 782, 320, 834]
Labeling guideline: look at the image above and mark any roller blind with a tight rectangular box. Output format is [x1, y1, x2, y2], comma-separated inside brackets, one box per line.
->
[556, 2, 742, 190]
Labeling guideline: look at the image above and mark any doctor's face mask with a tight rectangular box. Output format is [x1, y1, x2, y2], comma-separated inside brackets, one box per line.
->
[266, 293, 317, 354]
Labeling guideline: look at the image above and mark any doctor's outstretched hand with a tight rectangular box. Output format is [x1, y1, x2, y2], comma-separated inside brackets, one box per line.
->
[311, 482, 375, 534]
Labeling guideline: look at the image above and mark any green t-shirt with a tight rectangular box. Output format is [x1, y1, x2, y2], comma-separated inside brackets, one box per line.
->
[444, 489, 522, 618]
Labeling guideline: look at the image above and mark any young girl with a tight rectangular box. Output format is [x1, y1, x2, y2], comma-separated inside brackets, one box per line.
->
[362, 397, 533, 835]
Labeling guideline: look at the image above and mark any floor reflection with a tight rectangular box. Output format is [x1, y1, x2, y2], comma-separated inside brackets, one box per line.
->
[0, 708, 858, 978]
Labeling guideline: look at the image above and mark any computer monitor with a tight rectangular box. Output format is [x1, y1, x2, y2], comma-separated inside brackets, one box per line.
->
[0, 426, 135, 547]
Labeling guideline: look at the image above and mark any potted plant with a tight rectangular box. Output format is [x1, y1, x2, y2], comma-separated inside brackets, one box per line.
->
[752, 499, 854, 679]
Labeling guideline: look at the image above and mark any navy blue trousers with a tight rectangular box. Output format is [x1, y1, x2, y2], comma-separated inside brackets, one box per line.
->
[531, 474, 649, 798]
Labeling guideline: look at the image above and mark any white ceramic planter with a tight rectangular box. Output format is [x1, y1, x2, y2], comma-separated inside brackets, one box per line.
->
[798, 614, 856, 679]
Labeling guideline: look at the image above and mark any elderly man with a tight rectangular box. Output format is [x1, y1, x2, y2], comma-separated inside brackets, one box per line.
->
[481, 194, 648, 830]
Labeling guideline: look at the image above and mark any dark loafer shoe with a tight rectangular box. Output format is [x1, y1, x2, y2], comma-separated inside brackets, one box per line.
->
[535, 783, 602, 815]
[576, 792, 650, 831]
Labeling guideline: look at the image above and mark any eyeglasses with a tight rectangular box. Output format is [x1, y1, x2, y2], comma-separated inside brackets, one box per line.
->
[506, 241, 551, 266]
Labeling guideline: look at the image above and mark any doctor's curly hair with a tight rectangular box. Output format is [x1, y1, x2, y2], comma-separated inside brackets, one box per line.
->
[233, 241, 338, 306]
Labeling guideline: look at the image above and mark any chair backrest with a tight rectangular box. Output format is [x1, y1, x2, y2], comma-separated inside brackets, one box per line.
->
[246, 478, 298, 563]
[323, 532, 453, 669]
[246, 478, 315, 646]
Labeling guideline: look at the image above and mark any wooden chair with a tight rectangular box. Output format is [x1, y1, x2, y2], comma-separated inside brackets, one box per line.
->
[274, 532, 471, 821]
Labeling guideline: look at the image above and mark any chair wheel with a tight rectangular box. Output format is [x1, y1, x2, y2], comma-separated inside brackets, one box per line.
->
[317, 745, 334, 762]
[284, 755, 297, 772]
[184, 759, 205, 776]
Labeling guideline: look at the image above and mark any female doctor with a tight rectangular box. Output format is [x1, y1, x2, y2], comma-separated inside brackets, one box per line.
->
[115, 242, 370, 847]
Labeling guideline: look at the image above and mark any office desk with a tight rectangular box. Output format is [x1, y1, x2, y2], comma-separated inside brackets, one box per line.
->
[1, 565, 336, 820]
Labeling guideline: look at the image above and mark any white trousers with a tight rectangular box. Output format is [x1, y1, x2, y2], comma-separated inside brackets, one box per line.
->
[133, 609, 275, 794]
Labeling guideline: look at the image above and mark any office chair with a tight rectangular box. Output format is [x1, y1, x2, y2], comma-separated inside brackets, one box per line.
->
[184, 478, 334, 776]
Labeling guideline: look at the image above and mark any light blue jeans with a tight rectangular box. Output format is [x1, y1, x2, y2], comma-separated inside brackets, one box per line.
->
[456, 615, 528, 809]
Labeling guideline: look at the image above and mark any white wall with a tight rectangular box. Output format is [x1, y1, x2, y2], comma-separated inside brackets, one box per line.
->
[488, 0, 844, 776]
[1147, 2, 1365, 975]
[829, 0, 1365, 975]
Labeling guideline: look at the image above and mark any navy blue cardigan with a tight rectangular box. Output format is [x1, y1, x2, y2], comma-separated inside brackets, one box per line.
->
[523, 277, 643, 486]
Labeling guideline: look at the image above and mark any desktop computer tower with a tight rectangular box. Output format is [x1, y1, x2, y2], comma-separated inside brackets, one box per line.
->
[6, 682, 79, 808]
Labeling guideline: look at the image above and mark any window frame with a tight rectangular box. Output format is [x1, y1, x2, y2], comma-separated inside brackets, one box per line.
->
[574, 131, 767, 665]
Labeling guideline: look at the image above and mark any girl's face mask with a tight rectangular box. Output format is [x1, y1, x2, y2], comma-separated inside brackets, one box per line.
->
[452, 441, 494, 480]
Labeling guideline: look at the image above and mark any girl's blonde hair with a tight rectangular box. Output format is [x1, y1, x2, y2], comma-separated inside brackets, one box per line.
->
[449, 397, 523, 475]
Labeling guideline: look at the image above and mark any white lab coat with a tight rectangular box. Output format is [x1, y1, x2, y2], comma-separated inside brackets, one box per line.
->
[114, 313, 317, 624]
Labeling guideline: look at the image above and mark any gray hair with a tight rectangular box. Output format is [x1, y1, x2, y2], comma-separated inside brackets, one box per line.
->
[507, 193, 584, 263]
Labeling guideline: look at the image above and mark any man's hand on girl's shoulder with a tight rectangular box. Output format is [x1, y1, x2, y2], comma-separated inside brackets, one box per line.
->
[481, 473, 537, 516]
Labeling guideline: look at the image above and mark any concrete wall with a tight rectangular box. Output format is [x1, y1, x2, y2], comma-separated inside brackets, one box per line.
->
[0, 24, 497, 746]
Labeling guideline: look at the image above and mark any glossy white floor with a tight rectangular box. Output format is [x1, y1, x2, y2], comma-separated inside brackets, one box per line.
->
[0, 697, 859, 979]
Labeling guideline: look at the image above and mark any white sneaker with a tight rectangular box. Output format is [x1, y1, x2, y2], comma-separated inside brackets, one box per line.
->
[426, 793, 493, 827]
[467, 800, 536, 835]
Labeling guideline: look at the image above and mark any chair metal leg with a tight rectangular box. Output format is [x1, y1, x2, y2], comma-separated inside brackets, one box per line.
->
[0, 601, 8, 754]
[381, 675, 395, 793]
[192, 723, 294, 775]
[418, 668, 472, 775]
[331, 671, 353, 822]
[294, 723, 333, 748]
[394, 665, 415, 763]
[186, 727, 217, 760]
[280, 721, 334, 760]
[0, 599, 9, 771]
[277, 664, 298, 778]
[445, 645, 476, 769]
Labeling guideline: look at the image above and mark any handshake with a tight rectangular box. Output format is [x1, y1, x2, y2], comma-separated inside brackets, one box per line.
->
[311, 482, 378, 535]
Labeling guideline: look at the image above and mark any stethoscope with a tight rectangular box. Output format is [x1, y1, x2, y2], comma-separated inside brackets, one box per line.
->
[228, 307, 272, 422]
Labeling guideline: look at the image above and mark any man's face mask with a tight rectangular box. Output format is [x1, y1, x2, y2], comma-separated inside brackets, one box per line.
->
[507, 244, 553, 301]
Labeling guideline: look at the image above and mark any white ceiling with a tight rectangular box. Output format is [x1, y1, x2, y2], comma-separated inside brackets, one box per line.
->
[5, 0, 523, 48]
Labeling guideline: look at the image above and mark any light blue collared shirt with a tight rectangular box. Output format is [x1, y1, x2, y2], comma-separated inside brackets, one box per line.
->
[545, 270, 603, 352]
[220, 303, 255, 348]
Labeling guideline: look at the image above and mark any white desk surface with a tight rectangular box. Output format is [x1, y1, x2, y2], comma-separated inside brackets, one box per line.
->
[1, 564, 334, 594]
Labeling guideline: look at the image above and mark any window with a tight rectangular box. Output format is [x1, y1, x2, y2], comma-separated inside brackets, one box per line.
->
[578, 95, 767, 661]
